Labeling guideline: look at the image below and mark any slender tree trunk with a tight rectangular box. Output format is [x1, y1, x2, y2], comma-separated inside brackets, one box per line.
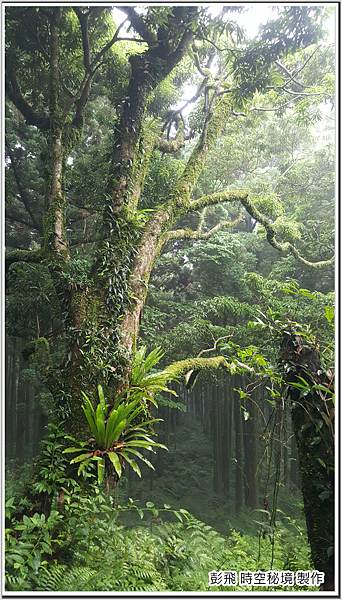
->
[213, 384, 221, 495]
[245, 388, 259, 510]
[222, 378, 231, 500]
[234, 377, 243, 513]
[5, 336, 20, 460]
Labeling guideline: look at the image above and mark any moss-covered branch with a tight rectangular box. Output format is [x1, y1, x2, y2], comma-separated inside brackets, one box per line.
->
[169, 95, 233, 210]
[162, 211, 244, 245]
[5, 249, 44, 283]
[155, 136, 185, 154]
[166, 356, 254, 390]
[240, 195, 335, 268]
[189, 190, 248, 211]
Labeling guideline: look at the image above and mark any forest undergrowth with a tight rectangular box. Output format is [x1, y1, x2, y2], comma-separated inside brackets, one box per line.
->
[5, 419, 318, 593]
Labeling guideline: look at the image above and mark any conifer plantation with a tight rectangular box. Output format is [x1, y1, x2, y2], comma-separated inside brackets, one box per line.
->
[5, 4, 335, 592]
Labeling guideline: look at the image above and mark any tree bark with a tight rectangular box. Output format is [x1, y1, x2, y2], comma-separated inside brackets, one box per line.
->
[212, 384, 221, 496]
[234, 377, 244, 513]
[222, 379, 231, 500]
[283, 334, 334, 591]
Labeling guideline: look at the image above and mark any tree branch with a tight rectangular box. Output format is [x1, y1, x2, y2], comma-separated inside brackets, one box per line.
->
[239, 196, 335, 268]
[251, 97, 301, 112]
[5, 64, 49, 130]
[197, 335, 234, 358]
[166, 355, 254, 390]
[282, 87, 330, 98]
[189, 190, 248, 211]
[118, 6, 157, 44]
[73, 7, 90, 69]
[63, 15, 129, 123]
[162, 210, 244, 245]
[274, 45, 321, 90]
[5, 212, 40, 230]
[5, 249, 44, 277]
[5, 138, 42, 232]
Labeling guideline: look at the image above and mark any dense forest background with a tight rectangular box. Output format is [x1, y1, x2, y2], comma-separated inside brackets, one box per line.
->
[5, 4, 335, 593]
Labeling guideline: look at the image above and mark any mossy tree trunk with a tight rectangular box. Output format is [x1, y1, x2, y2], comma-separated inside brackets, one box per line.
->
[283, 334, 334, 591]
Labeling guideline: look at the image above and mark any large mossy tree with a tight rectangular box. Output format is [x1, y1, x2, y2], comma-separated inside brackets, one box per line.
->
[5, 5, 335, 588]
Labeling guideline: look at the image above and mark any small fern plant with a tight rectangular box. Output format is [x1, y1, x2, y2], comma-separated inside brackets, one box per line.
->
[64, 347, 176, 493]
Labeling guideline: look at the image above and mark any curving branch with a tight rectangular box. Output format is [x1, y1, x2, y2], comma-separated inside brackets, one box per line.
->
[274, 45, 321, 90]
[5, 249, 44, 277]
[189, 190, 248, 211]
[196, 334, 234, 358]
[170, 190, 334, 269]
[162, 210, 244, 245]
[5, 64, 49, 130]
[239, 196, 335, 268]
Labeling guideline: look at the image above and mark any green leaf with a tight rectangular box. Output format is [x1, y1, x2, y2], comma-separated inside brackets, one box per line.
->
[107, 452, 122, 478]
[97, 457, 105, 484]
[70, 452, 93, 464]
[95, 403, 106, 443]
[104, 409, 119, 447]
[300, 423, 311, 431]
[97, 384, 106, 413]
[64, 446, 90, 453]
[313, 384, 333, 393]
[120, 453, 141, 477]
[111, 419, 127, 443]
[82, 404, 99, 442]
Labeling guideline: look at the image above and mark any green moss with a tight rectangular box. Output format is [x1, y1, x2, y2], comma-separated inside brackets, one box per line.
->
[5, 249, 44, 273]
[43, 192, 67, 258]
[167, 356, 236, 379]
[22, 337, 50, 365]
[34, 337, 50, 365]
[62, 117, 84, 155]
[169, 96, 232, 211]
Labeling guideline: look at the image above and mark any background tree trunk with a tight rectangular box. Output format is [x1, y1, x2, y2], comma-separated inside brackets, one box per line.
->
[234, 377, 244, 513]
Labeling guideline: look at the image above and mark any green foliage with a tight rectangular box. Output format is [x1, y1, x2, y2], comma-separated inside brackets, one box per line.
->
[8, 501, 317, 592]
[5, 508, 63, 590]
[64, 348, 177, 484]
[31, 423, 71, 496]
[65, 387, 164, 485]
